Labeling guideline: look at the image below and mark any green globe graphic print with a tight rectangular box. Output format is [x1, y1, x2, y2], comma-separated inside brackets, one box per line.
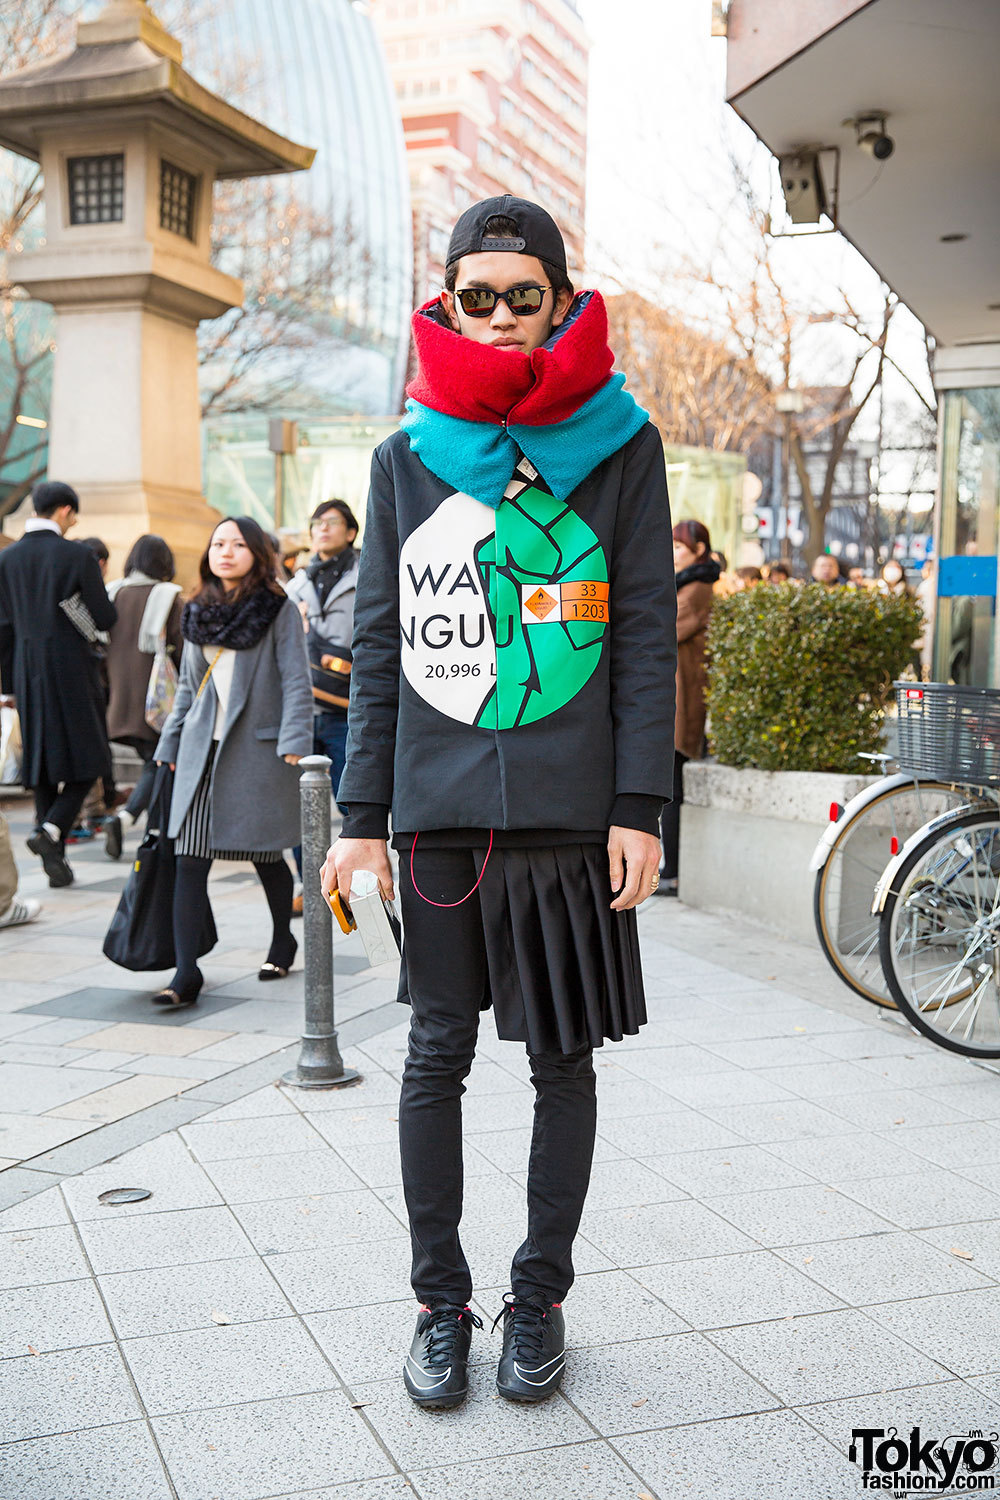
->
[476, 486, 608, 730]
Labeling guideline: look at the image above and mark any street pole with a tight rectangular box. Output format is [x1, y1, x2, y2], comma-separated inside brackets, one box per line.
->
[282, 755, 360, 1091]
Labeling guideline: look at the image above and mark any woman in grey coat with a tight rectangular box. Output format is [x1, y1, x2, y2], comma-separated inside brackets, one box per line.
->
[153, 517, 313, 1007]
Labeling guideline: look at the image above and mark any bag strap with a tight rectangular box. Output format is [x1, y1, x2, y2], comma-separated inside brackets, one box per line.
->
[195, 647, 224, 701]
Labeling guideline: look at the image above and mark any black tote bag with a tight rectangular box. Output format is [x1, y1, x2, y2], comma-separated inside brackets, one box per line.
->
[102, 766, 217, 971]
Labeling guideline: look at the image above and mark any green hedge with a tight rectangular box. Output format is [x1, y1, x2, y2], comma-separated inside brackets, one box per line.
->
[705, 584, 923, 773]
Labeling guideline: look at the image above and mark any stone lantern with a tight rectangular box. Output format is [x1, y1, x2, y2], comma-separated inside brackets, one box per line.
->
[0, 0, 314, 574]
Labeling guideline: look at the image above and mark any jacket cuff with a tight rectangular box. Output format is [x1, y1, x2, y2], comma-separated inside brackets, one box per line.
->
[339, 802, 390, 840]
[610, 793, 662, 836]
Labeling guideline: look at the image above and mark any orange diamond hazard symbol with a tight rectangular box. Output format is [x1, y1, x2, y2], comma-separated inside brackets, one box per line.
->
[525, 587, 557, 620]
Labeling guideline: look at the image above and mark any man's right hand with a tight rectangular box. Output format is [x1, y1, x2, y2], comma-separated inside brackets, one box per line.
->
[320, 836, 394, 906]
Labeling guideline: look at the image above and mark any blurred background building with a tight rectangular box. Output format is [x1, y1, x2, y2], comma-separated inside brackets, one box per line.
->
[371, 0, 588, 302]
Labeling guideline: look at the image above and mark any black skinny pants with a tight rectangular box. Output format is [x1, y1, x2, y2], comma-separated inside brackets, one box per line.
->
[397, 846, 598, 1307]
[33, 778, 93, 840]
[171, 854, 294, 988]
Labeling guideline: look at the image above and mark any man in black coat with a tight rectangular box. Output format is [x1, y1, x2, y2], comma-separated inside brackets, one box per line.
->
[0, 481, 116, 886]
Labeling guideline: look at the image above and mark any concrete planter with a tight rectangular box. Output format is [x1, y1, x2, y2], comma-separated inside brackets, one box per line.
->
[678, 761, 879, 943]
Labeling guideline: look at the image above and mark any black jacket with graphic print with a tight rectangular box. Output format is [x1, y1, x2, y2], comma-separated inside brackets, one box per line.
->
[338, 422, 677, 837]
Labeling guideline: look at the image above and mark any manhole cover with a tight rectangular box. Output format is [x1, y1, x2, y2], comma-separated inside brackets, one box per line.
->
[97, 1187, 152, 1206]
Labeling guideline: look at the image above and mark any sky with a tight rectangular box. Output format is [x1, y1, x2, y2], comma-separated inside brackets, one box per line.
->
[576, 0, 936, 489]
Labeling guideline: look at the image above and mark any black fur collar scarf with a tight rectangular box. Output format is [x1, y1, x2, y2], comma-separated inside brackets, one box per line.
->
[182, 587, 285, 650]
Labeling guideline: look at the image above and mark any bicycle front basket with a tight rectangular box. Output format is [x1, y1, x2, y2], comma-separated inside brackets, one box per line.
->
[894, 681, 1000, 785]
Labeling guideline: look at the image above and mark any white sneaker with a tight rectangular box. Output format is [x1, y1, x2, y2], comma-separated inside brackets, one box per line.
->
[0, 896, 41, 928]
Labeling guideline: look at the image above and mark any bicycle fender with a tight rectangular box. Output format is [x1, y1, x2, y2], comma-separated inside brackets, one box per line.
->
[870, 801, 977, 915]
[808, 772, 913, 875]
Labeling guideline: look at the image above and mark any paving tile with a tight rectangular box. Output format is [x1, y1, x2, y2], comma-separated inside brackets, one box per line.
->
[711, 1308, 951, 1404]
[306, 1104, 404, 1149]
[798, 1379, 1000, 1458]
[0, 1277, 114, 1358]
[753, 1060, 897, 1098]
[919, 1218, 1000, 1280]
[276, 1480, 412, 1500]
[0, 1422, 172, 1500]
[264, 1235, 413, 1313]
[820, 1089, 971, 1132]
[78, 1205, 253, 1274]
[353, 1364, 592, 1466]
[633, 1249, 845, 1328]
[0, 1012, 66, 1040]
[852, 1051, 981, 1089]
[48, 1074, 197, 1124]
[198, 1084, 301, 1122]
[892, 1119, 1000, 1169]
[65, 1023, 232, 1056]
[699, 1098, 852, 1144]
[1, 950, 98, 980]
[484, 1267, 690, 1345]
[554, 1157, 689, 1213]
[123, 1316, 337, 1416]
[232, 1189, 411, 1256]
[306, 1299, 437, 1385]
[184, 999, 324, 1035]
[456, 1217, 615, 1293]
[409, 1440, 650, 1500]
[0, 1041, 102, 1067]
[65, 1049, 146, 1071]
[923, 1076, 1000, 1121]
[617, 1407, 857, 1500]
[775, 1229, 993, 1305]
[203, 1148, 364, 1204]
[100, 1254, 291, 1338]
[808, 1026, 922, 1060]
[17, 987, 243, 1025]
[0, 1113, 96, 1161]
[11, 1017, 124, 1045]
[0, 1184, 69, 1232]
[834, 1167, 1000, 1230]
[579, 1198, 758, 1268]
[590, 1078, 685, 1121]
[597, 1106, 747, 1156]
[0, 1062, 124, 1113]
[564, 1329, 779, 1435]
[701, 1036, 838, 1069]
[659, 1069, 800, 1110]
[284, 1068, 403, 1113]
[641, 1143, 813, 1197]
[151, 1391, 393, 1498]
[378, 1172, 525, 1233]
[865, 1287, 1000, 1376]
[762, 1130, 934, 1183]
[0, 1343, 141, 1442]
[0, 1222, 91, 1289]
[191, 1033, 296, 1065]
[180, 1112, 326, 1162]
[703, 1183, 894, 1247]
[447, 1089, 536, 1134]
[327, 1139, 410, 1188]
[60, 1133, 223, 1222]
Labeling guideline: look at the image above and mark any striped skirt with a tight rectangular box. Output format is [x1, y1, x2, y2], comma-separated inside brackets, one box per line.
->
[174, 743, 282, 863]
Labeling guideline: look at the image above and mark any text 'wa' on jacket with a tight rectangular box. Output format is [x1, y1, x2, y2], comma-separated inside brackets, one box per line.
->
[0, 530, 117, 785]
[154, 597, 313, 852]
[338, 421, 678, 834]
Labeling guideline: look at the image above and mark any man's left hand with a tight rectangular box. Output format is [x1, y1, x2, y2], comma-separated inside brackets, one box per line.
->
[608, 826, 661, 911]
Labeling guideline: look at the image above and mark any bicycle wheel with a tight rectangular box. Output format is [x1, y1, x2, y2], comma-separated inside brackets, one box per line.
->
[814, 779, 969, 1006]
[879, 806, 1000, 1058]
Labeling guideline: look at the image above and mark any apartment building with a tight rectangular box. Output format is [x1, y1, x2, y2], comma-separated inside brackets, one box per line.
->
[372, 0, 589, 302]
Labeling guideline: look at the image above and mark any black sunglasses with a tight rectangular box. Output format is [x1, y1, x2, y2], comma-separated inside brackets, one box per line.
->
[455, 284, 550, 317]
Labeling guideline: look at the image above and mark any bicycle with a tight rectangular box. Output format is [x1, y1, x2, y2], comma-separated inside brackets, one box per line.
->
[876, 682, 1000, 1058]
[811, 754, 970, 1007]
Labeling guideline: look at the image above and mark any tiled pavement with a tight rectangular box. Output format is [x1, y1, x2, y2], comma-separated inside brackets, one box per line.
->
[4, 805, 1000, 1497]
[0, 789, 398, 1201]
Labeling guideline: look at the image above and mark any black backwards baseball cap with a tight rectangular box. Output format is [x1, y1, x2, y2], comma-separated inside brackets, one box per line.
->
[446, 194, 567, 274]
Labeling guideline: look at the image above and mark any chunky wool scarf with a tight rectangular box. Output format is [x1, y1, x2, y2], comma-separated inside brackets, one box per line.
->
[401, 290, 648, 508]
[181, 587, 285, 650]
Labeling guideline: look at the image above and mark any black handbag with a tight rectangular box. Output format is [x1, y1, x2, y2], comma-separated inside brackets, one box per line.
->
[102, 767, 217, 971]
[308, 637, 352, 710]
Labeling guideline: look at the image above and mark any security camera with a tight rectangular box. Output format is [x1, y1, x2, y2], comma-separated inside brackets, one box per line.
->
[858, 128, 894, 160]
[846, 112, 894, 161]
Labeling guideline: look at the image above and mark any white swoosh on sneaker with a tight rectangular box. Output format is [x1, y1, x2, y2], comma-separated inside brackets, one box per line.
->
[405, 1355, 452, 1389]
[513, 1353, 565, 1385]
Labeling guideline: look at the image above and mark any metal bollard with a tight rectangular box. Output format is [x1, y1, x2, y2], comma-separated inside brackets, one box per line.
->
[282, 755, 361, 1090]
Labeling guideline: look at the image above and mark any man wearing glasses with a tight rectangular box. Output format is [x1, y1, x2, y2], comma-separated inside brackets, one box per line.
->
[323, 197, 676, 1409]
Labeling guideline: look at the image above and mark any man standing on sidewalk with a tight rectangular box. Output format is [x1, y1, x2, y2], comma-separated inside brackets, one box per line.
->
[0, 481, 116, 887]
[322, 196, 676, 1409]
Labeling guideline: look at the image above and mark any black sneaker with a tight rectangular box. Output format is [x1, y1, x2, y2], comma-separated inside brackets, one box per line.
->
[104, 813, 123, 860]
[26, 829, 73, 888]
[403, 1303, 483, 1409]
[494, 1292, 566, 1402]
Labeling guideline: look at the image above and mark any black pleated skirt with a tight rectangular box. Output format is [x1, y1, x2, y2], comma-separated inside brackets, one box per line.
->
[398, 841, 647, 1055]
